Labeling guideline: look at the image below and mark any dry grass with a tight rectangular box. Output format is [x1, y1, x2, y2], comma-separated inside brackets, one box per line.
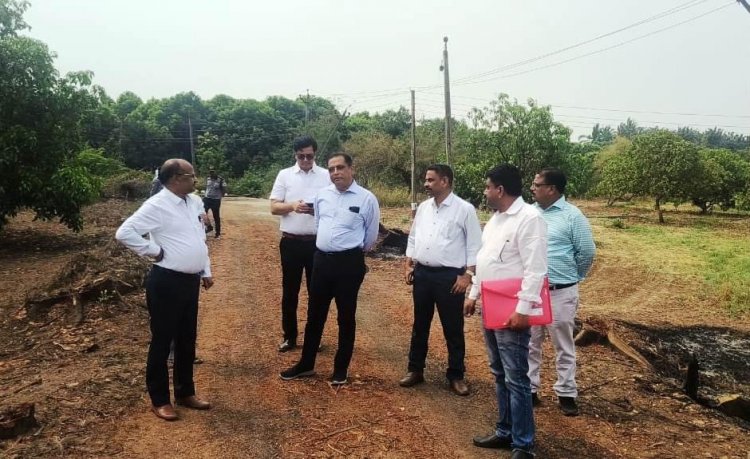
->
[381, 197, 750, 322]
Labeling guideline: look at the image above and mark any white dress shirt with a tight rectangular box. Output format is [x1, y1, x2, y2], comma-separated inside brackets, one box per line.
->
[269, 164, 332, 235]
[115, 189, 212, 277]
[468, 196, 547, 315]
[315, 181, 380, 252]
[406, 192, 482, 269]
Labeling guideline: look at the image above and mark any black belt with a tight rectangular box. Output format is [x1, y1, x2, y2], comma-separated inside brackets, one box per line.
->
[317, 247, 362, 257]
[282, 232, 316, 241]
[549, 282, 577, 291]
[416, 263, 462, 273]
[151, 264, 201, 279]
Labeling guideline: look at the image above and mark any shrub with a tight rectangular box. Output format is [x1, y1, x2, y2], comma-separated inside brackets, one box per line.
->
[101, 170, 152, 199]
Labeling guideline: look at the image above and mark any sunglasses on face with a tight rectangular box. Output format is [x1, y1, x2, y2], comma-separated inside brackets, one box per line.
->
[296, 154, 314, 161]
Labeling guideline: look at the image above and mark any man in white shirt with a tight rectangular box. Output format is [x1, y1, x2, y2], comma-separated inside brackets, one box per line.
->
[399, 164, 482, 396]
[116, 158, 214, 421]
[466, 164, 547, 459]
[270, 136, 332, 352]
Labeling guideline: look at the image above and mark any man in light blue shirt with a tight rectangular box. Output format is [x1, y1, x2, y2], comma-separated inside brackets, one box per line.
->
[281, 152, 380, 385]
[529, 168, 595, 417]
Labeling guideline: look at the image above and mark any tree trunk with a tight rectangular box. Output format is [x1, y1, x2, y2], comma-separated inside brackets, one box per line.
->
[654, 198, 665, 223]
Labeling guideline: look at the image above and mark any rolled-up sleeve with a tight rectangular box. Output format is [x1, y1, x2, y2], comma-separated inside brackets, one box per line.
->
[515, 215, 548, 315]
[115, 202, 162, 257]
[572, 212, 596, 281]
[362, 194, 381, 251]
[464, 207, 483, 267]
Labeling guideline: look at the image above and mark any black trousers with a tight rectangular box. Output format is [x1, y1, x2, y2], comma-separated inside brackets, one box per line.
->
[145, 265, 201, 406]
[279, 237, 316, 342]
[203, 197, 222, 236]
[407, 265, 466, 381]
[299, 249, 366, 373]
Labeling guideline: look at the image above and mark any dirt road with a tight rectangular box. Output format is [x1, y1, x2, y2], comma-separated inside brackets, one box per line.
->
[3, 198, 748, 458]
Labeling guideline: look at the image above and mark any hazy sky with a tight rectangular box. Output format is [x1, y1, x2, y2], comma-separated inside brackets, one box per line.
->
[24, 0, 750, 138]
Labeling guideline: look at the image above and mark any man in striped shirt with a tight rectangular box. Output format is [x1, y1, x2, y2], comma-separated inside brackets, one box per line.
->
[528, 168, 596, 417]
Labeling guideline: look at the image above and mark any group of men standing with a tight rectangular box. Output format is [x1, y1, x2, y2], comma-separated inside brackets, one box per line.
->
[116, 134, 594, 458]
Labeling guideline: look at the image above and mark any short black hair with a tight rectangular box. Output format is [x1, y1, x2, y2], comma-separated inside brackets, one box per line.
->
[426, 164, 454, 186]
[158, 159, 183, 185]
[328, 152, 353, 167]
[486, 164, 523, 197]
[538, 168, 567, 194]
[293, 135, 318, 153]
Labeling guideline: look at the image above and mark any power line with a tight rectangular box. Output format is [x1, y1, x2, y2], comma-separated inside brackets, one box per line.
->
[452, 2, 734, 87]
[452, 0, 713, 85]
[420, 91, 750, 119]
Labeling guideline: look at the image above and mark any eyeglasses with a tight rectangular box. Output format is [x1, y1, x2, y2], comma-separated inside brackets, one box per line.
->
[296, 154, 314, 160]
[177, 173, 196, 178]
[531, 182, 553, 188]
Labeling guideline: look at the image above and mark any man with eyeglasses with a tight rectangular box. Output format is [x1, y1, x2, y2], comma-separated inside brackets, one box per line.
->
[280, 152, 380, 386]
[528, 168, 595, 416]
[270, 136, 332, 352]
[116, 158, 213, 421]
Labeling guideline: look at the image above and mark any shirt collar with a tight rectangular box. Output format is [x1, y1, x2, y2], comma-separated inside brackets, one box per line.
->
[293, 163, 320, 174]
[163, 188, 188, 206]
[536, 195, 567, 211]
[432, 192, 456, 209]
[504, 196, 526, 215]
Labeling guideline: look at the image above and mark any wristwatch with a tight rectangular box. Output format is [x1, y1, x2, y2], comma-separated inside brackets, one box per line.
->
[464, 269, 475, 278]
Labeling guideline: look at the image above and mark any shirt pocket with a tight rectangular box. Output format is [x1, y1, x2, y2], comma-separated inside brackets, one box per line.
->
[336, 207, 362, 229]
[438, 219, 460, 241]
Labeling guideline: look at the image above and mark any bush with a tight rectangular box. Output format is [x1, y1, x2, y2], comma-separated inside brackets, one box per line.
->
[73, 148, 127, 177]
[101, 170, 152, 199]
[368, 183, 410, 207]
[233, 169, 268, 197]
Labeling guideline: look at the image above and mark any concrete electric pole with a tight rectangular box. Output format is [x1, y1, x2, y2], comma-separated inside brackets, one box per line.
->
[440, 36, 453, 166]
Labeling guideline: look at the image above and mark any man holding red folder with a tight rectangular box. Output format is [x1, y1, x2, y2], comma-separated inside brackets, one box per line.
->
[528, 168, 596, 416]
[466, 164, 547, 459]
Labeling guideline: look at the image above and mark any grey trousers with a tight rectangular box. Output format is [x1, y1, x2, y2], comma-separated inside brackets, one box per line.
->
[528, 284, 579, 398]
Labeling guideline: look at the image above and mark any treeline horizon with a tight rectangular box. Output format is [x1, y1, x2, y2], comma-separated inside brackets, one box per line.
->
[3, 0, 750, 232]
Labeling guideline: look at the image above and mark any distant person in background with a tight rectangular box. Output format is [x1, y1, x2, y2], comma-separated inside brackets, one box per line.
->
[116, 158, 213, 422]
[149, 168, 163, 197]
[203, 169, 226, 239]
[528, 167, 595, 417]
[269, 135, 331, 352]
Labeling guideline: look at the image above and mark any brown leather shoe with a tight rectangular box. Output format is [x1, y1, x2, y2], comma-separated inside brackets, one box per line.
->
[449, 379, 470, 396]
[151, 404, 179, 421]
[398, 371, 425, 387]
[175, 395, 211, 410]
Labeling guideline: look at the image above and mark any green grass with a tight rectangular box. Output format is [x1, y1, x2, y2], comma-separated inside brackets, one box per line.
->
[596, 222, 750, 315]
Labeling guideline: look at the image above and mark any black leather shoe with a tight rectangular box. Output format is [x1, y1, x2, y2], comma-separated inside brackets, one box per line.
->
[330, 369, 348, 385]
[398, 371, 424, 387]
[511, 449, 535, 458]
[532, 392, 542, 407]
[449, 379, 470, 396]
[280, 363, 315, 380]
[472, 433, 511, 449]
[278, 340, 296, 352]
[559, 396, 579, 416]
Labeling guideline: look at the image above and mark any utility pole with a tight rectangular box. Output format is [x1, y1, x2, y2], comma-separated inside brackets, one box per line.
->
[410, 89, 417, 217]
[188, 113, 196, 166]
[440, 36, 452, 166]
[304, 89, 310, 130]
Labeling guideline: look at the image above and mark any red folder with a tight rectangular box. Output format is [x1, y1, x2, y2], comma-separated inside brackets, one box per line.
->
[480, 277, 552, 329]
